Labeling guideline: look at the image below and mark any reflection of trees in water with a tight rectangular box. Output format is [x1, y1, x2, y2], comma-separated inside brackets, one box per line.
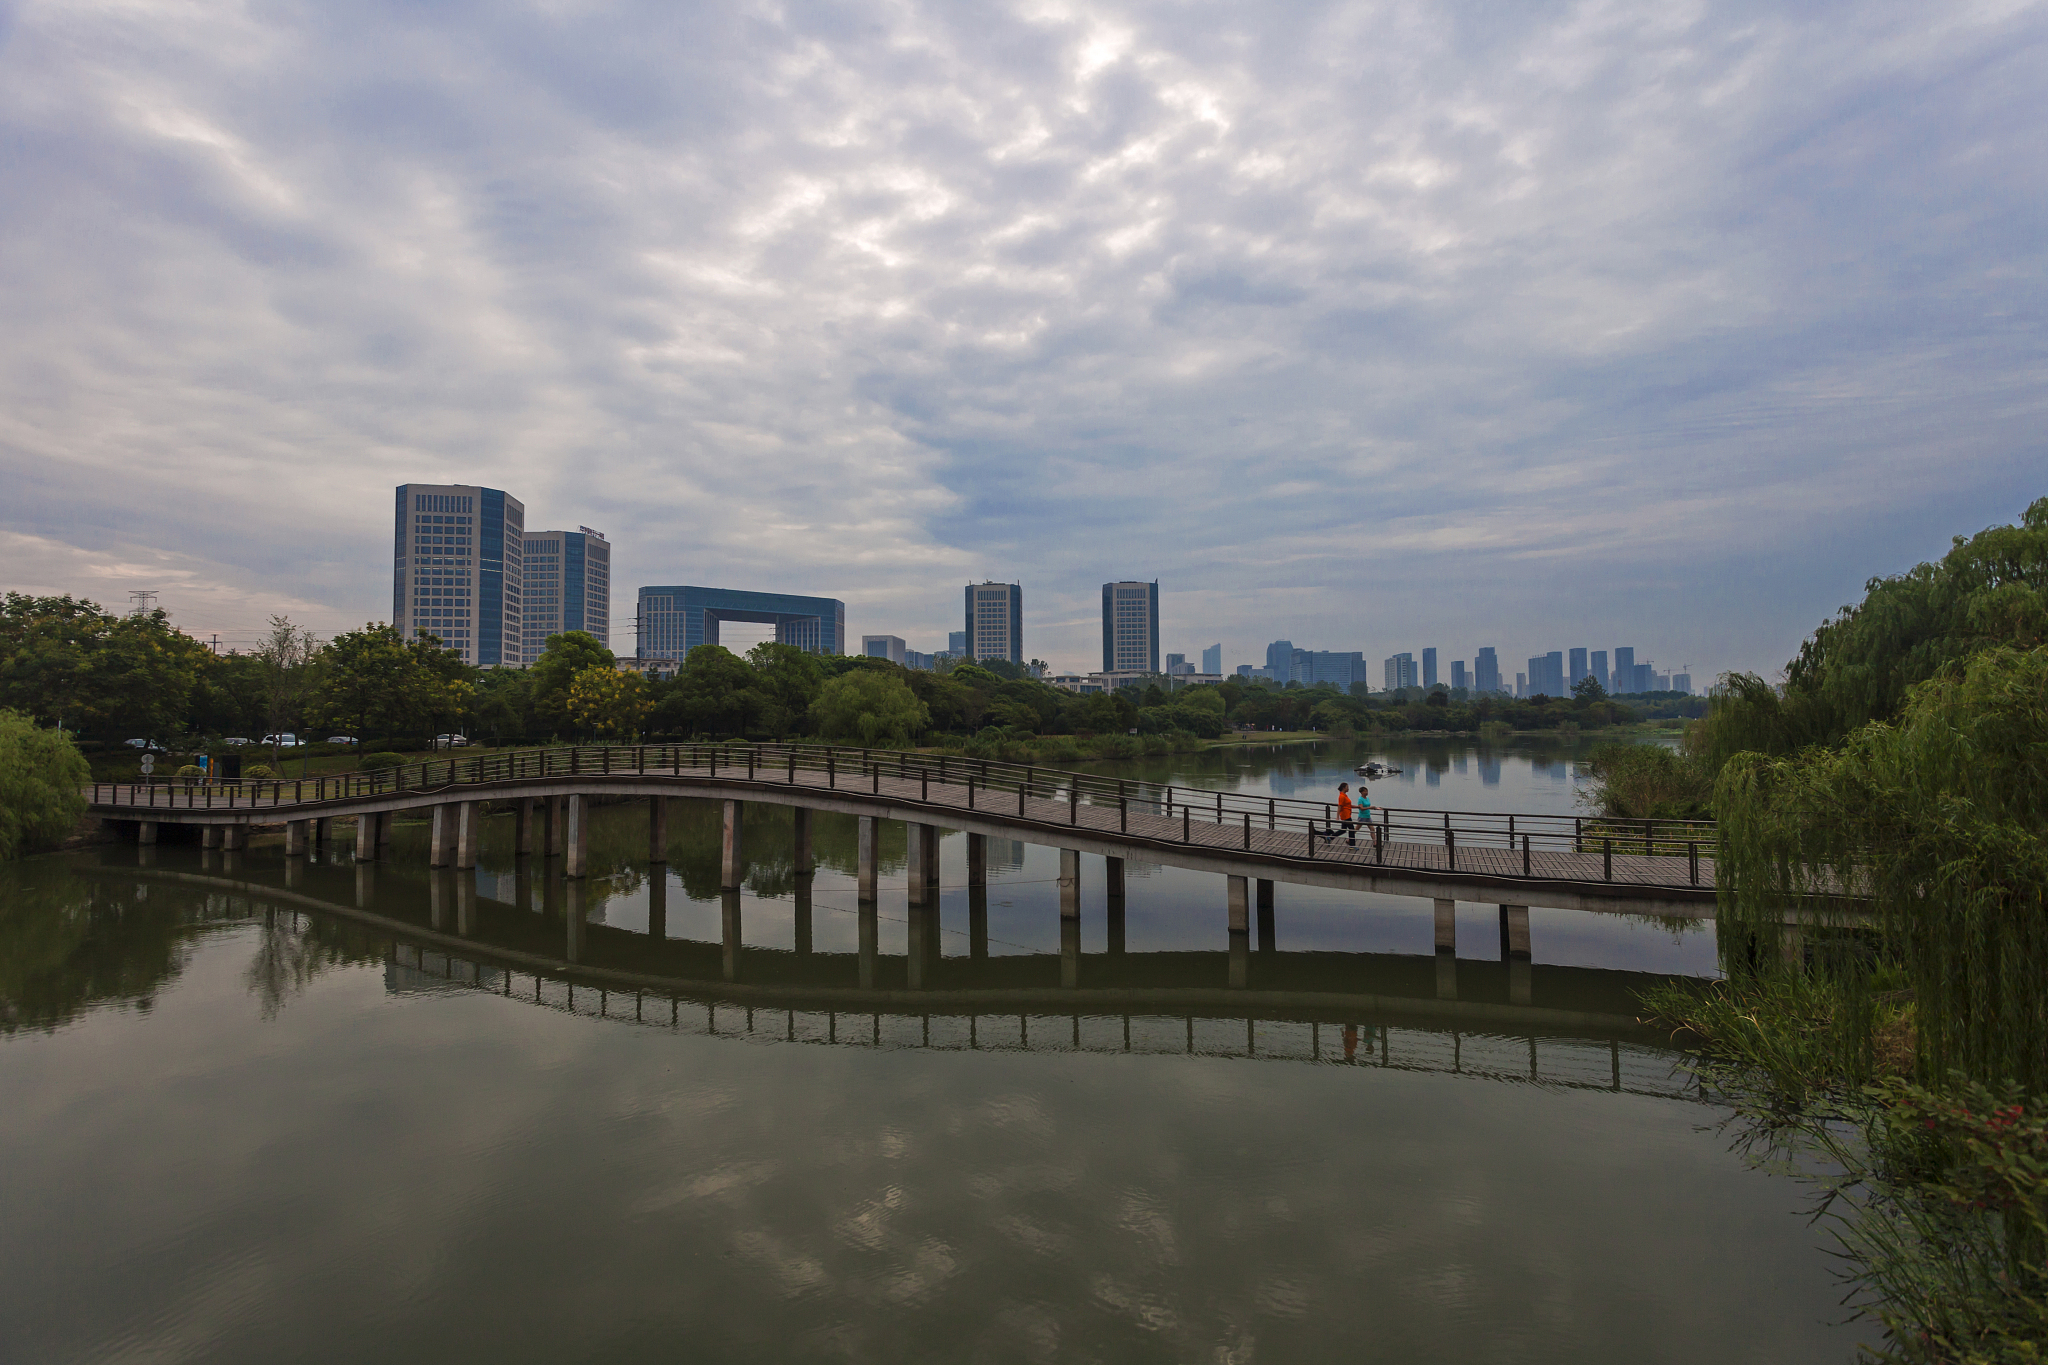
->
[1, 862, 208, 1033]
[243, 912, 385, 1020]
[574, 800, 912, 899]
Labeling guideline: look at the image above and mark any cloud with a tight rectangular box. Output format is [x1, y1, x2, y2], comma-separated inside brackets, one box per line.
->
[0, 0, 2041, 675]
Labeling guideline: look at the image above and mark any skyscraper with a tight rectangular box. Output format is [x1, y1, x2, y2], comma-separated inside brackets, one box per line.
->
[1569, 647, 1588, 687]
[1672, 672, 1693, 695]
[393, 483, 525, 667]
[1265, 640, 1296, 682]
[1526, 651, 1565, 697]
[969, 581, 1025, 665]
[1422, 647, 1438, 688]
[521, 526, 610, 663]
[1101, 581, 1159, 673]
[947, 630, 968, 657]
[1201, 643, 1221, 676]
[1591, 650, 1610, 693]
[1383, 652, 1417, 691]
[1475, 646, 1500, 694]
[1614, 647, 1636, 694]
[1450, 660, 1470, 691]
[862, 635, 907, 665]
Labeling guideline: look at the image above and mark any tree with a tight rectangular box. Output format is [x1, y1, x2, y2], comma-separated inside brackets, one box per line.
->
[746, 642, 826, 738]
[312, 625, 474, 745]
[254, 616, 321, 768]
[653, 645, 765, 738]
[0, 594, 213, 740]
[0, 710, 89, 859]
[809, 669, 929, 745]
[1572, 675, 1607, 703]
[531, 631, 616, 735]
[567, 666, 650, 739]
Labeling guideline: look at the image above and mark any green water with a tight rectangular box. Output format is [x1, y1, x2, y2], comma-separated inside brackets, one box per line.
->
[0, 785, 1861, 1363]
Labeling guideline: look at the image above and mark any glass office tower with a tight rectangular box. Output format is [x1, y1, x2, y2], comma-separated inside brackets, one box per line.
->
[393, 483, 525, 667]
[522, 527, 612, 662]
[1100, 580, 1158, 673]
[968, 582, 1025, 666]
[638, 586, 846, 660]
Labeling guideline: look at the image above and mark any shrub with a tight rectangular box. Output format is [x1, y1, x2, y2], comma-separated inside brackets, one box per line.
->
[243, 764, 279, 780]
[359, 752, 407, 772]
[0, 710, 90, 860]
[176, 764, 204, 778]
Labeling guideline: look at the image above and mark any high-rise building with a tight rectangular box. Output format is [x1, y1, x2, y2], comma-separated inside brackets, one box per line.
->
[1288, 650, 1366, 688]
[1614, 647, 1637, 694]
[1515, 671, 1529, 698]
[968, 581, 1025, 666]
[1383, 652, 1417, 691]
[1101, 581, 1159, 673]
[521, 526, 610, 663]
[1569, 647, 1588, 687]
[1475, 646, 1500, 694]
[1201, 643, 1221, 676]
[1591, 650, 1610, 693]
[862, 634, 907, 665]
[948, 630, 968, 657]
[1165, 652, 1195, 676]
[393, 483, 525, 667]
[1450, 660, 1470, 691]
[1422, 647, 1438, 688]
[1265, 640, 1296, 683]
[1526, 651, 1565, 697]
[638, 586, 846, 659]
[1672, 672, 1693, 695]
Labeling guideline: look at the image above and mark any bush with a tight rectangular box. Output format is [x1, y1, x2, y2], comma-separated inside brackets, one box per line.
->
[176, 764, 204, 778]
[359, 752, 407, 772]
[0, 710, 90, 860]
[243, 764, 279, 780]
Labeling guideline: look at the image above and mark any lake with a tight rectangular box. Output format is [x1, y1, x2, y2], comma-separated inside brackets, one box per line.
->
[0, 738, 1863, 1363]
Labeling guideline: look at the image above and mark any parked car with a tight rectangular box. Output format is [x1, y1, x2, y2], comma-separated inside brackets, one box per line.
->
[326, 736, 358, 745]
[222, 737, 252, 746]
[261, 733, 300, 747]
[434, 733, 472, 748]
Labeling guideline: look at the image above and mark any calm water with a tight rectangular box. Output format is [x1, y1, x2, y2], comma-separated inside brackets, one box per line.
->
[0, 741, 1860, 1363]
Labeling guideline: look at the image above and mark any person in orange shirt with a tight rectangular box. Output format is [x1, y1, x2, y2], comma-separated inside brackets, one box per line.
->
[1335, 781, 1357, 847]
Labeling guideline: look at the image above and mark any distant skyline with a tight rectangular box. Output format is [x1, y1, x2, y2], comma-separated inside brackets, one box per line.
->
[2, 1, 2041, 676]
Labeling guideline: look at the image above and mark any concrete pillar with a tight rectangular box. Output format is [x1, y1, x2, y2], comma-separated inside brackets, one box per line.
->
[1509, 958, 1532, 1007]
[907, 823, 939, 905]
[1227, 875, 1250, 989]
[516, 800, 535, 856]
[856, 816, 878, 902]
[1256, 879, 1275, 953]
[966, 832, 987, 887]
[793, 875, 812, 955]
[721, 888, 742, 982]
[1498, 905, 1531, 961]
[792, 807, 812, 876]
[222, 824, 245, 852]
[202, 824, 221, 850]
[1434, 899, 1457, 954]
[1227, 876, 1250, 935]
[565, 794, 589, 879]
[430, 804, 456, 868]
[455, 801, 480, 869]
[545, 797, 564, 857]
[649, 796, 669, 863]
[1436, 952, 1458, 1001]
[969, 883, 989, 960]
[1229, 930, 1249, 990]
[1105, 855, 1126, 900]
[908, 901, 934, 990]
[721, 800, 745, 891]
[858, 899, 878, 989]
[284, 819, 305, 856]
[354, 861, 376, 908]
[310, 816, 328, 851]
[1780, 925, 1805, 968]
[282, 854, 300, 888]
[138, 820, 159, 847]
[1058, 849, 1080, 920]
[377, 812, 393, 853]
[648, 873, 667, 941]
[1061, 913, 1080, 989]
[566, 879, 586, 963]
[352, 814, 377, 861]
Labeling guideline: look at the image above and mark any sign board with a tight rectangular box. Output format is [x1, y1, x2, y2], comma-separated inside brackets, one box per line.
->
[139, 753, 155, 775]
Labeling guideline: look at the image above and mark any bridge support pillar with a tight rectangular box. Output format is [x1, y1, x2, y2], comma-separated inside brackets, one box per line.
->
[430, 804, 456, 868]
[565, 795, 589, 878]
[721, 800, 745, 890]
[310, 816, 327, 851]
[909, 901, 937, 990]
[352, 813, 378, 861]
[284, 819, 305, 857]
[906, 823, 939, 905]
[1105, 855, 1125, 900]
[1061, 912, 1080, 990]
[1058, 849, 1080, 920]
[430, 871, 451, 931]
[1498, 905, 1531, 961]
[858, 899, 878, 989]
[354, 861, 375, 908]
[856, 816, 878, 902]
[969, 883, 989, 961]
[377, 812, 394, 854]
[138, 820, 159, 847]
[222, 824, 245, 852]
[648, 874, 667, 941]
[545, 797, 564, 858]
[1256, 879, 1275, 952]
[516, 800, 535, 856]
[456, 801, 479, 869]
[648, 796, 668, 863]
[967, 833, 986, 888]
[457, 873, 477, 937]
[793, 876, 812, 955]
[282, 854, 301, 889]
[1227, 875, 1249, 989]
[792, 807, 812, 876]
[1106, 856, 1126, 955]
[566, 880, 586, 963]
[1435, 899, 1457, 1000]
[1780, 925, 1805, 968]
[201, 825, 221, 850]
[721, 889, 742, 982]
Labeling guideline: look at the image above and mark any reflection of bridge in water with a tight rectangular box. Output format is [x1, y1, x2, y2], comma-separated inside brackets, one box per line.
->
[100, 864, 1705, 1105]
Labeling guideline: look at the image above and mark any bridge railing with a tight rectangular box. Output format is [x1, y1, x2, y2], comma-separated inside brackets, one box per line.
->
[89, 742, 1718, 885]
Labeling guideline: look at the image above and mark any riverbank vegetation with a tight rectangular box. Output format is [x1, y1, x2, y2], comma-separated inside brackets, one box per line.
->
[1642, 497, 2048, 1362]
[0, 710, 89, 860]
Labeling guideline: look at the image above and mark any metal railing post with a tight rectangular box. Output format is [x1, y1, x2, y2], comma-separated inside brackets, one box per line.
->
[1689, 842, 1699, 885]
[1182, 809, 1190, 843]
[1120, 796, 1127, 832]
[1604, 838, 1613, 881]
[1070, 786, 1078, 825]
[1242, 811, 1250, 849]
[1522, 833, 1531, 876]
[1446, 827, 1455, 871]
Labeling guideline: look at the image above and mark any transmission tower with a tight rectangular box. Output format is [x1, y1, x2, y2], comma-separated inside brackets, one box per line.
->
[128, 590, 158, 617]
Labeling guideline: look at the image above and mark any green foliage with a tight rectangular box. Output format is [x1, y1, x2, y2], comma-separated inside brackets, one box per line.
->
[530, 632, 615, 733]
[358, 752, 407, 772]
[313, 624, 475, 744]
[175, 764, 204, 778]
[809, 670, 930, 745]
[566, 667, 649, 739]
[1714, 645, 2048, 1093]
[1580, 732, 1715, 820]
[243, 764, 279, 780]
[0, 594, 216, 740]
[654, 645, 765, 737]
[745, 643, 826, 738]
[0, 711, 89, 860]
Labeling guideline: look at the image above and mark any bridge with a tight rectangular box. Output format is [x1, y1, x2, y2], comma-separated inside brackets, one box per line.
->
[89, 742, 1730, 985]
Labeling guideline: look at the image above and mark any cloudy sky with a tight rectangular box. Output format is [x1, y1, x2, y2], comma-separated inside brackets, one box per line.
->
[2, 0, 2041, 678]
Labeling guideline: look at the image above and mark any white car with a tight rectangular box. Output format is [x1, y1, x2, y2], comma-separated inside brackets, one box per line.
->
[434, 733, 472, 748]
[222, 737, 252, 746]
[261, 733, 301, 747]
[325, 736, 358, 745]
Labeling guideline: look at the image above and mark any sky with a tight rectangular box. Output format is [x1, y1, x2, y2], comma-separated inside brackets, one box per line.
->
[1, 0, 2042, 680]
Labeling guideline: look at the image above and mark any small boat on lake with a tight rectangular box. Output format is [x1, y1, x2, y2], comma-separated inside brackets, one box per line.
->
[1355, 760, 1402, 778]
